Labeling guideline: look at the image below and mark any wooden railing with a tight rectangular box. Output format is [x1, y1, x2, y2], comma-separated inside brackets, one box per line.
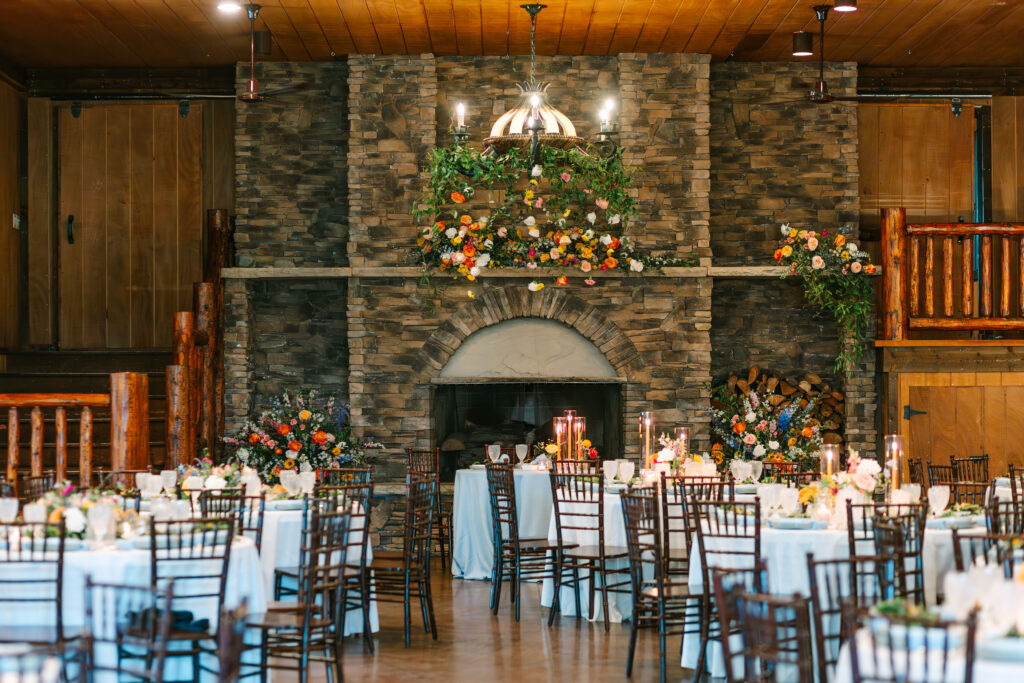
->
[881, 207, 1024, 340]
[166, 209, 232, 467]
[0, 372, 149, 489]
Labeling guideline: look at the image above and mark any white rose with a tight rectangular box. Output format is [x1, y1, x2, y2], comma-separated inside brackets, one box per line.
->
[780, 223, 791, 237]
[65, 507, 86, 534]
[478, 216, 488, 225]
[559, 235, 571, 245]
[527, 281, 541, 292]
[452, 252, 466, 264]
[445, 227, 457, 239]
[236, 448, 249, 460]
[609, 214, 621, 225]
[528, 228, 540, 238]
[857, 459, 882, 477]
[531, 165, 543, 177]
[752, 444, 766, 458]
[851, 471, 877, 492]
[587, 212, 597, 224]
[848, 243, 859, 253]
[656, 447, 676, 463]
[584, 230, 594, 240]
[600, 235, 613, 245]
[629, 260, 644, 272]
[524, 216, 536, 226]
[204, 475, 227, 491]
[470, 266, 480, 277]
[477, 253, 491, 266]
[745, 411, 756, 422]
[768, 440, 779, 450]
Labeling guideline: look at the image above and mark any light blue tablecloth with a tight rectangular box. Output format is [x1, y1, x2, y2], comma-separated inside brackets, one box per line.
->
[451, 467, 553, 580]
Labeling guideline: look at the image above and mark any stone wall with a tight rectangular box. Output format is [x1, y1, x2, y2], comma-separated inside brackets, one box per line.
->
[234, 61, 349, 267]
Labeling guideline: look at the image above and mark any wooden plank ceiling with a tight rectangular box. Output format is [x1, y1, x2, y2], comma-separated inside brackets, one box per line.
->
[1, 0, 1023, 69]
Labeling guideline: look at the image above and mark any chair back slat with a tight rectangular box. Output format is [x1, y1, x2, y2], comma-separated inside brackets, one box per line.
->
[693, 499, 762, 591]
[0, 521, 67, 640]
[872, 512, 927, 604]
[987, 498, 1024, 535]
[951, 528, 1024, 577]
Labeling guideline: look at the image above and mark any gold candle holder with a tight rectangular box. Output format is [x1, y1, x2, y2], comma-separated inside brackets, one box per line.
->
[820, 444, 840, 478]
[639, 411, 654, 470]
[884, 434, 906, 492]
[553, 417, 568, 460]
[563, 410, 577, 461]
[573, 417, 586, 459]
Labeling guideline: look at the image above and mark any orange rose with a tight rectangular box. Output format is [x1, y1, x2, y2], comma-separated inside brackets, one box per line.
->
[865, 264, 876, 274]
[603, 256, 618, 269]
[801, 427, 814, 439]
[248, 433, 260, 444]
[460, 215, 472, 225]
[834, 234, 846, 248]
[451, 191, 466, 204]
[277, 424, 291, 436]
[312, 430, 328, 445]
[287, 440, 302, 452]
[274, 448, 283, 455]
[732, 422, 746, 434]
[773, 249, 783, 261]
[555, 275, 569, 286]
[463, 243, 477, 257]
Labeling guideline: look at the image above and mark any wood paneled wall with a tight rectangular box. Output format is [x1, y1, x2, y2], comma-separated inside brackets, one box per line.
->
[992, 97, 1024, 222]
[27, 98, 54, 347]
[859, 103, 975, 238]
[0, 82, 22, 349]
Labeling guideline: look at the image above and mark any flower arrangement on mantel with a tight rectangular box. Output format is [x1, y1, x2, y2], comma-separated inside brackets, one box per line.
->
[411, 144, 697, 290]
[223, 389, 382, 484]
[773, 225, 880, 376]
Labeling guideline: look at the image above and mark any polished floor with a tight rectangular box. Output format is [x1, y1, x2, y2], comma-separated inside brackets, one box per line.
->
[303, 561, 696, 682]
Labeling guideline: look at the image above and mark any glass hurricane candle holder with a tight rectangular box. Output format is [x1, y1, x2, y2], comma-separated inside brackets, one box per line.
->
[884, 434, 907, 494]
[673, 427, 690, 457]
[639, 411, 654, 470]
[553, 417, 568, 460]
[572, 417, 586, 459]
[819, 444, 840, 478]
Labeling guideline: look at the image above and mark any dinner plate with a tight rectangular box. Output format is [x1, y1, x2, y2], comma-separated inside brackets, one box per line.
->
[735, 484, 758, 495]
[267, 499, 304, 511]
[978, 637, 1024, 662]
[770, 517, 824, 530]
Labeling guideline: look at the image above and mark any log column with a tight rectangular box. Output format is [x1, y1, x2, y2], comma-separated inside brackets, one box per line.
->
[110, 372, 150, 471]
[881, 208, 908, 340]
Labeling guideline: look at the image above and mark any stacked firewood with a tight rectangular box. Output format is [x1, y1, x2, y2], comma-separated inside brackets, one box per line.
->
[716, 366, 845, 444]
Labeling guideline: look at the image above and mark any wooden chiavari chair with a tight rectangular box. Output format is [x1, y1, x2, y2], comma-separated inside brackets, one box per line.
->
[198, 489, 265, 551]
[951, 454, 989, 482]
[806, 553, 885, 683]
[406, 447, 450, 570]
[715, 587, 815, 683]
[907, 458, 924, 485]
[778, 471, 819, 488]
[547, 460, 629, 632]
[217, 599, 248, 683]
[845, 501, 927, 557]
[1008, 463, 1024, 505]
[19, 472, 56, 502]
[149, 517, 234, 683]
[951, 528, 1024, 577]
[0, 479, 14, 497]
[485, 462, 562, 622]
[660, 474, 734, 582]
[249, 509, 351, 682]
[0, 647, 64, 683]
[0, 520, 76, 653]
[81, 576, 176, 683]
[844, 602, 978, 683]
[319, 466, 373, 487]
[872, 513, 928, 605]
[369, 472, 438, 648]
[926, 462, 956, 489]
[987, 498, 1024, 535]
[953, 480, 993, 506]
[691, 498, 762, 681]
[91, 468, 151, 491]
[760, 460, 798, 481]
[319, 481, 375, 652]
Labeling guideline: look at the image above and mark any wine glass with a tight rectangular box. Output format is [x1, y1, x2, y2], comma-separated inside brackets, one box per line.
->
[0, 498, 18, 524]
[160, 470, 178, 495]
[515, 444, 528, 464]
[87, 503, 113, 547]
[750, 461, 764, 482]
[23, 503, 46, 524]
[150, 497, 172, 522]
[486, 445, 501, 464]
[904, 483, 922, 504]
[603, 460, 618, 485]
[928, 486, 950, 517]
[242, 473, 262, 497]
[280, 470, 300, 498]
[617, 460, 635, 484]
[143, 475, 164, 499]
[298, 471, 316, 496]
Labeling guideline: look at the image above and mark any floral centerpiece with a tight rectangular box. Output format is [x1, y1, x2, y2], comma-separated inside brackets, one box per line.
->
[707, 388, 823, 472]
[33, 483, 137, 539]
[223, 390, 375, 484]
[799, 450, 883, 511]
[412, 145, 695, 290]
[773, 224, 879, 375]
[176, 457, 244, 493]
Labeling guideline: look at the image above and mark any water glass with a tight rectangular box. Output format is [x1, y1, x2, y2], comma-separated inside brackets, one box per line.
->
[23, 503, 46, 524]
[515, 444, 529, 463]
[171, 499, 192, 521]
[486, 445, 501, 463]
[0, 498, 18, 524]
[904, 483, 921, 504]
[150, 497, 172, 522]
[280, 470, 300, 497]
[928, 486, 950, 516]
[242, 473, 262, 497]
[87, 503, 113, 545]
[617, 460, 635, 484]
[603, 460, 618, 484]
[160, 470, 178, 494]
[298, 471, 316, 495]
[750, 461, 764, 482]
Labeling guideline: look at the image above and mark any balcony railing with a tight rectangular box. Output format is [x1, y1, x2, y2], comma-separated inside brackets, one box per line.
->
[881, 207, 1024, 340]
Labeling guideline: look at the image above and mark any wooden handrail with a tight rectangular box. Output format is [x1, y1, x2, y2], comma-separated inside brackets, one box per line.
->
[881, 207, 1024, 339]
[0, 372, 150, 491]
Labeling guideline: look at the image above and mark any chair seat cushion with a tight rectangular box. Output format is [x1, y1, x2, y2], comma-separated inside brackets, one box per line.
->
[246, 610, 332, 631]
[565, 544, 628, 560]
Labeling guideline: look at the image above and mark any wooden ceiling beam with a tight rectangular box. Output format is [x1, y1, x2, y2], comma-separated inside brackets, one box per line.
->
[26, 67, 236, 98]
[859, 66, 1024, 96]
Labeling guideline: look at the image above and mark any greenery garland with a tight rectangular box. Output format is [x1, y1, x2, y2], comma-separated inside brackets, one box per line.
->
[773, 225, 879, 376]
[411, 143, 696, 283]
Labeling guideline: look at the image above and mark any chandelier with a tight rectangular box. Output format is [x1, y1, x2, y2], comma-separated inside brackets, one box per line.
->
[451, 4, 619, 161]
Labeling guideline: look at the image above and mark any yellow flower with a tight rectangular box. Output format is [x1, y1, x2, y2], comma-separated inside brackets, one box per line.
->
[787, 437, 798, 448]
[467, 290, 475, 299]
[841, 250, 850, 259]
[524, 189, 534, 200]
[581, 439, 592, 448]
[331, 447, 342, 456]
[452, 236, 462, 245]
[530, 179, 538, 186]
[562, 209, 571, 218]
[789, 229, 798, 238]
[798, 230, 807, 238]
[467, 274, 476, 281]
[541, 254, 551, 262]
[544, 443, 559, 455]
[299, 410, 311, 421]
[798, 484, 820, 506]
[282, 458, 296, 470]
[781, 245, 793, 257]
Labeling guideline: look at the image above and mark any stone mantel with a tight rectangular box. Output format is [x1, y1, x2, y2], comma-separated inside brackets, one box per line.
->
[221, 265, 791, 280]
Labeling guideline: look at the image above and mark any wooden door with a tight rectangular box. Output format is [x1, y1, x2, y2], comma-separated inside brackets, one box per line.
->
[57, 103, 203, 349]
[898, 372, 1024, 478]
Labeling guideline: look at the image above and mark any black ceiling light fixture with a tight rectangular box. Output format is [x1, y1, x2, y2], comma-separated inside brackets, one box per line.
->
[834, 0, 857, 11]
[792, 31, 814, 57]
[791, 3, 857, 104]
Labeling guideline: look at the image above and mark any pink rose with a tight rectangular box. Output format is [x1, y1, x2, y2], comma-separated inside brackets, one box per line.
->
[561, 172, 571, 182]
[497, 227, 507, 238]
[811, 255, 825, 269]
[549, 248, 560, 260]
[851, 261, 863, 273]
[596, 198, 609, 210]
[580, 260, 592, 273]
[584, 278, 596, 286]
[742, 434, 756, 445]
[806, 237, 819, 251]
[535, 198, 543, 208]
[852, 471, 877, 492]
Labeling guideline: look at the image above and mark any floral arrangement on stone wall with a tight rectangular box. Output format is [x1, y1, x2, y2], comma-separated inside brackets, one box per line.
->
[773, 225, 879, 375]
[412, 144, 696, 288]
[223, 389, 380, 484]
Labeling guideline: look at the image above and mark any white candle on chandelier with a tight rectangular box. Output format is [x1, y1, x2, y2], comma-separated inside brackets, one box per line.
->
[599, 108, 610, 128]
[455, 102, 466, 128]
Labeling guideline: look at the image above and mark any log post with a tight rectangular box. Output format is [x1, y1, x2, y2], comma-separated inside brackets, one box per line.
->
[1001, 236, 1011, 317]
[909, 236, 920, 317]
[981, 235, 993, 317]
[110, 372, 150, 472]
[54, 407, 67, 483]
[172, 311, 199, 455]
[194, 283, 218, 457]
[924, 237, 934, 317]
[881, 208, 908, 340]
[166, 365, 193, 468]
[79, 407, 93, 488]
[30, 407, 43, 477]
[6, 408, 17, 484]
[943, 237, 953, 316]
[962, 238, 973, 316]
[203, 209, 234, 283]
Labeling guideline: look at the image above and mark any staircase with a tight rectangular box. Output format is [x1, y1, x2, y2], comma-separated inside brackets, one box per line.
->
[0, 350, 170, 476]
